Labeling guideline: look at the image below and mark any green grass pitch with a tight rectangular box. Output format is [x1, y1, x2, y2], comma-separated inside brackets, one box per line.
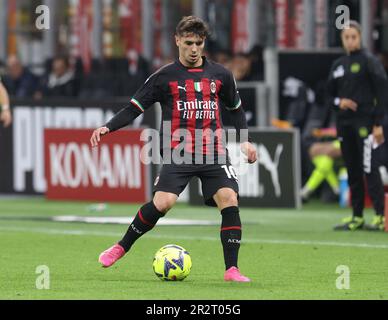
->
[0, 197, 387, 300]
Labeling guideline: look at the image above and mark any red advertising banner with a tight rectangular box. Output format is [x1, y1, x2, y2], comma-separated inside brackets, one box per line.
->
[153, 0, 163, 69]
[119, 0, 142, 54]
[69, 0, 93, 73]
[44, 129, 150, 203]
[275, 0, 304, 49]
[315, 0, 328, 49]
[231, 0, 249, 54]
[291, 0, 304, 49]
[275, 0, 289, 48]
[7, 0, 17, 55]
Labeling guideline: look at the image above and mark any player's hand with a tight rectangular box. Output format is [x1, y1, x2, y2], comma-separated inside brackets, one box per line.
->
[339, 98, 358, 112]
[0, 109, 12, 128]
[90, 126, 110, 148]
[373, 125, 385, 146]
[241, 142, 258, 164]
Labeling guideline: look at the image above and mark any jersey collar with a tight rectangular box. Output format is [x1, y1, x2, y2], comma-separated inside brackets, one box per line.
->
[176, 56, 207, 73]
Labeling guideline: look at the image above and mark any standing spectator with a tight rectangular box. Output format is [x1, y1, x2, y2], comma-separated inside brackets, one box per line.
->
[2, 55, 39, 98]
[328, 21, 388, 231]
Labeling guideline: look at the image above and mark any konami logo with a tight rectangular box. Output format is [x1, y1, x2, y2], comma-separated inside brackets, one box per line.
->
[48, 143, 142, 189]
[44, 129, 150, 203]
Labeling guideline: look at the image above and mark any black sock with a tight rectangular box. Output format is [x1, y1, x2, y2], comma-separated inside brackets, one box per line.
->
[220, 206, 242, 270]
[119, 202, 164, 252]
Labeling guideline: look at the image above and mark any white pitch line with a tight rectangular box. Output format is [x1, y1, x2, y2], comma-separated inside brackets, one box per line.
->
[0, 225, 388, 250]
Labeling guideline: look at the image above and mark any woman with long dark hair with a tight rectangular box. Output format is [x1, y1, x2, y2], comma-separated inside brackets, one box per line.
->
[328, 21, 387, 231]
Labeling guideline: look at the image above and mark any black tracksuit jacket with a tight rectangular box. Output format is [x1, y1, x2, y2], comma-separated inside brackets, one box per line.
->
[327, 48, 388, 216]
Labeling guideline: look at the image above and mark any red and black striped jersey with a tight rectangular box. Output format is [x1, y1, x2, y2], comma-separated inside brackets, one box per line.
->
[129, 57, 242, 160]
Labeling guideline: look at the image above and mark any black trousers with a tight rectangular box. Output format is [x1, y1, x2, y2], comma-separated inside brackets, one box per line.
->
[337, 118, 385, 217]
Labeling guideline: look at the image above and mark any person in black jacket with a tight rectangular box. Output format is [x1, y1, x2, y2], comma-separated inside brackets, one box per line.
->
[328, 21, 387, 231]
[40, 56, 78, 98]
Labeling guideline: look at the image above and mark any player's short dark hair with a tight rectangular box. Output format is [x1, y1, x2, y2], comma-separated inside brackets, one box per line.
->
[176, 16, 210, 38]
[342, 20, 362, 35]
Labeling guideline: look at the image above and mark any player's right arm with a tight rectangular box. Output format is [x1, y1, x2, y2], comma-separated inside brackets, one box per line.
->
[90, 72, 161, 147]
[90, 106, 143, 147]
[327, 59, 357, 112]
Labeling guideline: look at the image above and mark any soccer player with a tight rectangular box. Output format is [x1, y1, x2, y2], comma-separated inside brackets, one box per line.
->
[90, 16, 257, 282]
[328, 21, 387, 231]
[0, 78, 12, 127]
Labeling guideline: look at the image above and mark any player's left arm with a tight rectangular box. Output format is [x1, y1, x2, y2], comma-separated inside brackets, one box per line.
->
[220, 70, 257, 164]
[367, 54, 388, 145]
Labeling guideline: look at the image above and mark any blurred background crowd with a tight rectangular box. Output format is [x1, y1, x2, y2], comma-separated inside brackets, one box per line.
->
[1, 0, 387, 100]
[0, 48, 264, 100]
[0, 0, 271, 99]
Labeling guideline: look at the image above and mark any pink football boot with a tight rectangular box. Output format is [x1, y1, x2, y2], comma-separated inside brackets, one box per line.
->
[98, 244, 126, 268]
[224, 267, 251, 282]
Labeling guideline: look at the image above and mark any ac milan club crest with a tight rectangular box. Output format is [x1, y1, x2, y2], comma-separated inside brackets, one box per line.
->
[210, 81, 217, 94]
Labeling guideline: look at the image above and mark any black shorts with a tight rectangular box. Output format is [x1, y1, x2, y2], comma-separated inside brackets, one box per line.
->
[152, 161, 239, 207]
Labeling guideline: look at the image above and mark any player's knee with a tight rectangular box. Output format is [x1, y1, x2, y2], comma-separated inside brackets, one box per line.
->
[154, 199, 174, 214]
[215, 189, 238, 209]
[153, 193, 177, 214]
